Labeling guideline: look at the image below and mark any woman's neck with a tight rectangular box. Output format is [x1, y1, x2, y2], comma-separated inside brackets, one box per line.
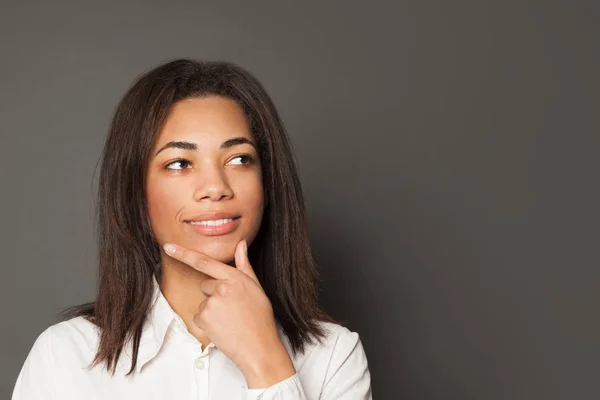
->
[159, 257, 212, 348]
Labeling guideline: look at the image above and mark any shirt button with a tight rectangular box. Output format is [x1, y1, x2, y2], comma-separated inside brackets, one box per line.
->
[194, 358, 205, 370]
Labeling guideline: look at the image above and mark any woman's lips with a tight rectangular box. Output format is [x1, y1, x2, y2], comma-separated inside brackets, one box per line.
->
[185, 217, 241, 236]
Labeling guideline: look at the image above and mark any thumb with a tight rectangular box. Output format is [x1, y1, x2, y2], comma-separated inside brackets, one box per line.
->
[235, 240, 260, 285]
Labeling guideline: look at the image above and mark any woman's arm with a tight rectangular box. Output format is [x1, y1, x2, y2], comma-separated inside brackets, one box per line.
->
[244, 330, 372, 400]
[12, 326, 56, 400]
[320, 330, 372, 399]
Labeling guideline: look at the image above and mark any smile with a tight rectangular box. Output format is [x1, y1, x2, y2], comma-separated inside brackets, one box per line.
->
[185, 217, 241, 236]
[187, 218, 235, 226]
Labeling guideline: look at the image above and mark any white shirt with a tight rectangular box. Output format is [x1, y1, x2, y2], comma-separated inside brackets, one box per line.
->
[12, 277, 372, 399]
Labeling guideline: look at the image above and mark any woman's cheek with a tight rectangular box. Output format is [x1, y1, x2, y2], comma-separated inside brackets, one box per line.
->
[147, 184, 185, 237]
[247, 183, 266, 233]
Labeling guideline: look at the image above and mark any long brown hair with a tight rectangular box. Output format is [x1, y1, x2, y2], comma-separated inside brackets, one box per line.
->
[59, 59, 339, 376]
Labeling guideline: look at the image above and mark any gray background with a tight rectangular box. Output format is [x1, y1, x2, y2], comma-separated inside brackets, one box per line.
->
[1, 0, 598, 399]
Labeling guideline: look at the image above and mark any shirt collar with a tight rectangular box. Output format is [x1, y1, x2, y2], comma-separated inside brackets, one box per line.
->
[120, 274, 289, 374]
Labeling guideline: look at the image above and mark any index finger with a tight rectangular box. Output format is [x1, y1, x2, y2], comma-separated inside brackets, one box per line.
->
[163, 243, 232, 280]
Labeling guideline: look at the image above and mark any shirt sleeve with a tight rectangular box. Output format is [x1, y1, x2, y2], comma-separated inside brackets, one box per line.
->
[12, 326, 56, 400]
[244, 329, 372, 400]
[320, 330, 372, 399]
[245, 373, 307, 400]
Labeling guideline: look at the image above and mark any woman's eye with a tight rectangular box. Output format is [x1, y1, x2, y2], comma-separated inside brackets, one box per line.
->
[229, 154, 254, 165]
[165, 155, 253, 171]
[165, 159, 191, 170]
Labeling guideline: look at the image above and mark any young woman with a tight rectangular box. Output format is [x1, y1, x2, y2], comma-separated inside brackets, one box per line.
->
[12, 59, 372, 399]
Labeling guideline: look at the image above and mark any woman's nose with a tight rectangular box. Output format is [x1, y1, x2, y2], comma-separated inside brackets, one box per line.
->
[192, 166, 234, 202]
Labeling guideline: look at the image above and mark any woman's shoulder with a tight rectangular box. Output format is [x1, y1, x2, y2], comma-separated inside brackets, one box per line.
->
[279, 320, 365, 363]
[52, 315, 99, 336]
[318, 320, 365, 355]
[317, 320, 354, 335]
[32, 316, 101, 357]
[280, 320, 371, 398]
[13, 317, 104, 399]
[313, 320, 358, 345]
[14, 317, 100, 381]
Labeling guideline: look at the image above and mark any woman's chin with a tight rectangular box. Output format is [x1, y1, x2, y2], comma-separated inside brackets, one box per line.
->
[189, 243, 236, 265]
[163, 233, 246, 266]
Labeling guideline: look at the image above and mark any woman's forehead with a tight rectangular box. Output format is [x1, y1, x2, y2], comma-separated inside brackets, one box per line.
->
[155, 96, 255, 150]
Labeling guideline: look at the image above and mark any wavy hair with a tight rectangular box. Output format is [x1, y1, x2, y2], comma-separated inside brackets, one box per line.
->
[59, 59, 339, 376]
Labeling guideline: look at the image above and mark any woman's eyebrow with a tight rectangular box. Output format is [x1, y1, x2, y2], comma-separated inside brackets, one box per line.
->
[154, 137, 256, 157]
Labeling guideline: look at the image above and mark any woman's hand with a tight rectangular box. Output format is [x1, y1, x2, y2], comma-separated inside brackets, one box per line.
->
[162, 240, 296, 388]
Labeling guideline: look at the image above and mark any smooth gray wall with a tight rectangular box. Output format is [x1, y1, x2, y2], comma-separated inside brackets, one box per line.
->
[1, 1, 598, 399]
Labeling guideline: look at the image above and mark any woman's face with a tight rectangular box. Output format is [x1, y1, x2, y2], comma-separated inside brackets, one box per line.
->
[146, 95, 265, 266]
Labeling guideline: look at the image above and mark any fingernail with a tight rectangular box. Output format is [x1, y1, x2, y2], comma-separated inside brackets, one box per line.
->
[163, 244, 176, 255]
[243, 240, 248, 255]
